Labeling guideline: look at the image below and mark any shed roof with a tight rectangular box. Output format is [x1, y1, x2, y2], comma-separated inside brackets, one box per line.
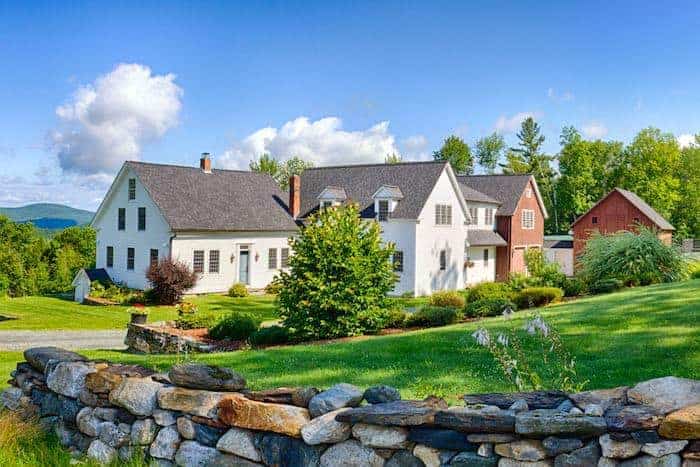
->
[571, 188, 675, 231]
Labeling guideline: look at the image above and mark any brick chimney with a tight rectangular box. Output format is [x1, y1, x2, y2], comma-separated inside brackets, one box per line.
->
[289, 175, 301, 218]
[200, 153, 212, 173]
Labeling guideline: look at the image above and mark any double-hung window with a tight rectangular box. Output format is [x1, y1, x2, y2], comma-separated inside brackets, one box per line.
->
[268, 248, 278, 269]
[485, 208, 494, 225]
[377, 200, 389, 221]
[439, 250, 447, 270]
[522, 209, 535, 230]
[106, 246, 114, 268]
[118, 208, 126, 231]
[483, 249, 489, 263]
[127, 248, 135, 270]
[393, 251, 404, 272]
[138, 207, 146, 231]
[435, 204, 452, 225]
[281, 248, 290, 268]
[209, 250, 220, 273]
[469, 207, 478, 225]
[128, 178, 136, 200]
[193, 250, 204, 273]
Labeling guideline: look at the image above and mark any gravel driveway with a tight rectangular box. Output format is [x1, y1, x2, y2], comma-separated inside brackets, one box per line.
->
[0, 330, 127, 351]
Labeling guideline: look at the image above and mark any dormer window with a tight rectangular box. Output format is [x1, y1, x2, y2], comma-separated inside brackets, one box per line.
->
[372, 185, 403, 222]
[318, 186, 347, 211]
[321, 200, 334, 210]
[378, 200, 389, 221]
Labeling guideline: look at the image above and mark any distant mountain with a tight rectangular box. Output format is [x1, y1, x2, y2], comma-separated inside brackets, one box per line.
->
[0, 203, 94, 230]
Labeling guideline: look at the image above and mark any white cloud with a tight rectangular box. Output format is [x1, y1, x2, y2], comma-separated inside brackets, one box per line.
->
[677, 133, 698, 148]
[582, 122, 608, 139]
[400, 135, 430, 160]
[50, 63, 183, 176]
[219, 116, 399, 169]
[494, 112, 541, 133]
[547, 88, 574, 102]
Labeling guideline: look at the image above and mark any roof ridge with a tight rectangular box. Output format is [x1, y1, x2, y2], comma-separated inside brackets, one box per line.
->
[305, 160, 447, 171]
[458, 173, 533, 178]
[126, 160, 258, 175]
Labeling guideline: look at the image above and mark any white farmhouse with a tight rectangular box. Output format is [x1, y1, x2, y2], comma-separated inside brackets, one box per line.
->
[90, 154, 298, 294]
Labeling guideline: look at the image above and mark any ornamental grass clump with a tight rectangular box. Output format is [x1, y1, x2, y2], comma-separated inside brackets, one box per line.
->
[277, 204, 397, 340]
[472, 314, 587, 393]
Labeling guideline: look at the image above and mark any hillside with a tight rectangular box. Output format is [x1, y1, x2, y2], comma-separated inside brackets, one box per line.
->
[0, 203, 94, 229]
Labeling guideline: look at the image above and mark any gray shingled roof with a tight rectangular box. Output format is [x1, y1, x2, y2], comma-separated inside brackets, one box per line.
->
[126, 161, 298, 232]
[318, 186, 348, 200]
[468, 230, 507, 246]
[572, 188, 675, 231]
[298, 161, 448, 219]
[84, 268, 112, 284]
[458, 183, 501, 204]
[457, 175, 532, 216]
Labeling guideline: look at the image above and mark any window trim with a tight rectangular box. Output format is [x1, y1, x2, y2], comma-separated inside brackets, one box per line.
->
[280, 248, 290, 268]
[128, 178, 136, 200]
[106, 246, 114, 268]
[137, 207, 146, 231]
[209, 250, 220, 273]
[193, 250, 205, 274]
[268, 248, 278, 269]
[522, 209, 535, 230]
[435, 204, 453, 226]
[469, 207, 478, 225]
[127, 247, 135, 270]
[485, 208, 494, 225]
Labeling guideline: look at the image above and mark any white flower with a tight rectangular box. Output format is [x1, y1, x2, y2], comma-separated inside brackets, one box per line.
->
[472, 328, 491, 347]
[525, 315, 550, 337]
[497, 333, 509, 347]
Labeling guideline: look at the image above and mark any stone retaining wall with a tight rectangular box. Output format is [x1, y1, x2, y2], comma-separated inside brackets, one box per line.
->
[2, 346, 699, 466]
[125, 323, 215, 354]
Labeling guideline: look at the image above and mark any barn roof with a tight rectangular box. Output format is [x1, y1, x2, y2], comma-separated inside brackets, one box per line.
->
[571, 188, 675, 231]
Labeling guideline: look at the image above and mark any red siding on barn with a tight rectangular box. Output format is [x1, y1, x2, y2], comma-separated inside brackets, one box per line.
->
[572, 190, 674, 264]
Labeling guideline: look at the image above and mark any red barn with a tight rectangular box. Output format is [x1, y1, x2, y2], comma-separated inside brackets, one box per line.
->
[572, 188, 675, 262]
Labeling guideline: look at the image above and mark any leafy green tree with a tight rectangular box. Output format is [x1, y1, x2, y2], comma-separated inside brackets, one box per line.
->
[433, 135, 474, 174]
[613, 128, 681, 219]
[556, 127, 624, 230]
[53, 226, 96, 268]
[249, 154, 281, 180]
[385, 153, 402, 164]
[475, 132, 505, 174]
[278, 204, 397, 340]
[672, 136, 700, 238]
[278, 156, 314, 190]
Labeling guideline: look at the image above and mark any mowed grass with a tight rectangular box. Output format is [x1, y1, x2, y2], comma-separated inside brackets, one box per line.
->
[0, 294, 279, 331]
[2, 280, 696, 400]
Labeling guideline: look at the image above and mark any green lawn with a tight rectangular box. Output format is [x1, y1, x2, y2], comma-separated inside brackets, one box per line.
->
[2, 280, 697, 400]
[0, 294, 279, 331]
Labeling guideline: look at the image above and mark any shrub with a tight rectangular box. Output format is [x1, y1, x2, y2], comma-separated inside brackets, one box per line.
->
[562, 277, 587, 297]
[358, 307, 407, 333]
[467, 282, 512, 303]
[228, 283, 248, 298]
[689, 261, 700, 279]
[249, 325, 291, 347]
[208, 311, 261, 341]
[514, 287, 564, 309]
[524, 249, 567, 288]
[278, 204, 397, 340]
[145, 258, 197, 305]
[428, 290, 466, 308]
[405, 306, 462, 328]
[465, 298, 517, 317]
[175, 311, 219, 330]
[264, 276, 283, 295]
[578, 227, 688, 288]
[506, 273, 536, 292]
[588, 278, 623, 295]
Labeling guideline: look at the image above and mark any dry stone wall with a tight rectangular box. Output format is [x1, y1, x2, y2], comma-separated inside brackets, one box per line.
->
[2, 346, 700, 467]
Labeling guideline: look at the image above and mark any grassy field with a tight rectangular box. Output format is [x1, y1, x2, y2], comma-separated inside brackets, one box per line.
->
[2, 280, 697, 400]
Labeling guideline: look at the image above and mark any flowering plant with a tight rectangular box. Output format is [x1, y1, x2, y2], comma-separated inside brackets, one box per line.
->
[472, 313, 587, 392]
[175, 302, 199, 316]
[126, 303, 150, 315]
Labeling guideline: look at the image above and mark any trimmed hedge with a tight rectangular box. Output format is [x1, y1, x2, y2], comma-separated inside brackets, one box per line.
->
[428, 290, 466, 309]
[466, 282, 512, 303]
[228, 283, 248, 297]
[465, 298, 517, 318]
[175, 311, 219, 330]
[359, 307, 407, 334]
[249, 325, 291, 347]
[405, 306, 462, 328]
[513, 287, 563, 309]
[208, 311, 261, 340]
[589, 278, 623, 295]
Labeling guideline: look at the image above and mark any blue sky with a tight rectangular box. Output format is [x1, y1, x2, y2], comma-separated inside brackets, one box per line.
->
[1, 1, 699, 210]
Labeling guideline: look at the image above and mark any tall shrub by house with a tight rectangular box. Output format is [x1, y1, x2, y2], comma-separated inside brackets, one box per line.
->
[278, 204, 397, 340]
[145, 258, 197, 305]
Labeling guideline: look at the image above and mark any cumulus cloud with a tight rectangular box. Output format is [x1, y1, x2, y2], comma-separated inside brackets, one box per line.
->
[494, 112, 541, 133]
[677, 134, 698, 148]
[219, 116, 399, 169]
[582, 122, 608, 139]
[50, 63, 183, 176]
[547, 88, 574, 102]
[400, 135, 430, 160]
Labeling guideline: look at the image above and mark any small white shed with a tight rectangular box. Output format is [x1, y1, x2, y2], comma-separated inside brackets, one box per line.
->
[72, 268, 111, 303]
[544, 235, 574, 277]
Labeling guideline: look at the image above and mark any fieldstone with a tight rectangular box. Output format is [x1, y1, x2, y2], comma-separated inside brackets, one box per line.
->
[60, 397, 84, 427]
[641, 441, 688, 457]
[150, 459, 175, 467]
[24, 347, 87, 372]
[409, 427, 475, 451]
[168, 363, 246, 392]
[599, 458, 621, 467]
[516, 409, 606, 437]
[39, 415, 59, 432]
[413, 444, 441, 467]
[557, 400, 575, 412]
[659, 404, 700, 439]
[619, 454, 682, 466]
[611, 432, 634, 441]
[386, 449, 424, 467]
[257, 432, 324, 467]
[1, 387, 23, 410]
[174, 441, 218, 466]
[193, 422, 224, 447]
[85, 364, 154, 394]
[453, 450, 498, 466]
[463, 390, 568, 409]
[100, 421, 130, 448]
[605, 405, 664, 431]
[216, 427, 262, 462]
[132, 418, 158, 445]
[364, 385, 402, 404]
[320, 439, 384, 467]
[632, 431, 661, 444]
[435, 407, 516, 433]
[495, 440, 548, 461]
[352, 423, 411, 449]
[118, 445, 139, 462]
[243, 386, 319, 408]
[479, 443, 495, 457]
[336, 399, 446, 426]
[308, 383, 364, 417]
[599, 434, 642, 459]
[301, 408, 352, 445]
[87, 439, 117, 464]
[468, 434, 518, 443]
[542, 437, 584, 456]
[570, 408, 584, 414]
[93, 407, 118, 422]
[570, 387, 629, 413]
[628, 377, 700, 414]
[510, 399, 530, 413]
[207, 453, 264, 467]
[554, 440, 601, 467]
[500, 459, 553, 467]
[109, 377, 163, 416]
[177, 417, 196, 439]
[191, 415, 227, 429]
[78, 412, 106, 437]
[586, 404, 605, 416]
[157, 387, 227, 418]
[46, 361, 95, 398]
[218, 393, 310, 437]
[54, 421, 75, 447]
[150, 426, 181, 460]
[154, 409, 178, 426]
